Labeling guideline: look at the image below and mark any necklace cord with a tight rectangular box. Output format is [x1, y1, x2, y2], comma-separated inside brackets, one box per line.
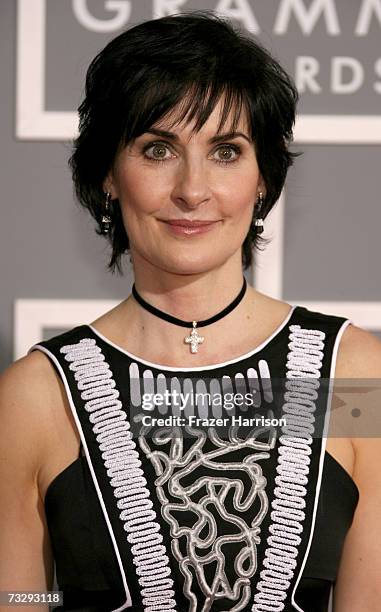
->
[131, 277, 247, 328]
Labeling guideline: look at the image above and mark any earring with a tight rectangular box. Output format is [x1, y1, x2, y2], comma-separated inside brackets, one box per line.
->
[101, 192, 112, 235]
[254, 191, 264, 234]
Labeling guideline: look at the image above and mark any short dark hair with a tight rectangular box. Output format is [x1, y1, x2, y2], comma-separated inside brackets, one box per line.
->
[69, 11, 299, 273]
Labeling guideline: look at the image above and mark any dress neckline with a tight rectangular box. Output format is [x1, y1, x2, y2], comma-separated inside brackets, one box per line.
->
[86, 304, 298, 372]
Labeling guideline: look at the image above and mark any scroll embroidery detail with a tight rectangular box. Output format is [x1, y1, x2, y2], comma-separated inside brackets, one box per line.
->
[60, 338, 177, 612]
[252, 325, 326, 612]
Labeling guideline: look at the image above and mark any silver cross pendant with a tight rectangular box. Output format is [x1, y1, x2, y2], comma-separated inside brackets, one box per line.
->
[184, 321, 205, 354]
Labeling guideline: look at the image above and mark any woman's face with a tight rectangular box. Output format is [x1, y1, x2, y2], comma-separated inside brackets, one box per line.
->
[106, 98, 265, 276]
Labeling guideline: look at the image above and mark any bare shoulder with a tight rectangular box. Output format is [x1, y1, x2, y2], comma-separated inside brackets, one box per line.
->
[336, 322, 381, 377]
[334, 323, 381, 448]
[0, 349, 64, 414]
[0, 350, 69, 479]
[337, 324, 381, 482]
[1, 348, 62, 391]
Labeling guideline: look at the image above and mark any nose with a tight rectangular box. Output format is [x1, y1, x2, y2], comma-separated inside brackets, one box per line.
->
[171, 158, 212, 210]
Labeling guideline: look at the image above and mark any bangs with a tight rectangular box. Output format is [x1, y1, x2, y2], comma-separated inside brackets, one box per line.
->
[122, 76, 252, 144]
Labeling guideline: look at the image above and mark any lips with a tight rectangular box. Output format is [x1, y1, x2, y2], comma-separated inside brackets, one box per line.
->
[163, 220, 219, 227]
[161, 218, 221, 236]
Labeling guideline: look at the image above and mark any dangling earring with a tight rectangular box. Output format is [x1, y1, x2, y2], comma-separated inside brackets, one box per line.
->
[254, 191, 264, 234]
[101, 192, 112, 235]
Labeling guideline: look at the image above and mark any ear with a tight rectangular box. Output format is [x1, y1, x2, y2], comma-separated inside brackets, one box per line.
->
[102, 173, 117, 199]
[257, 175, 267, 200]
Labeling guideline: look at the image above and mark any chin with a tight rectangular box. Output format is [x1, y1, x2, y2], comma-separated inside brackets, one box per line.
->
[164, 261, 218, 276]
[134, 241, 239, 275]
[161, 252, 236, 276]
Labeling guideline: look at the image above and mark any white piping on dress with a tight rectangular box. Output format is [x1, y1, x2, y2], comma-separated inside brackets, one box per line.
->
[251, 324, 327, 612]
[290, 318, 352, 612]
[30, 344, 132, 612]
[59, 338, 177, 612]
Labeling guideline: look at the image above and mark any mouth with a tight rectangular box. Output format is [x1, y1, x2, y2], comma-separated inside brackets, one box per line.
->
[160, 219, 222, 236]
[163, 219, 221, 227]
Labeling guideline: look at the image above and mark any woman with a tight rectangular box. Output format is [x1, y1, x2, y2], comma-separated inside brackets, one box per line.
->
[1, 12, 381, 612]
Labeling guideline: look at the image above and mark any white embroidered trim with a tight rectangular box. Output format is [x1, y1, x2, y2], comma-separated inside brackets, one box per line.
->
[252, 325, 326, 612]
[60, 338, 177, 612]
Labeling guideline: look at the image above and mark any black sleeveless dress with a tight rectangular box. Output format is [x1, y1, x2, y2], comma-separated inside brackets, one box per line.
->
[30, 305, 359, 612]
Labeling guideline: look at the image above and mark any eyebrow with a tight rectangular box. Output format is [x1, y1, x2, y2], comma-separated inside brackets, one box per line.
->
[145, 128, 252, 144]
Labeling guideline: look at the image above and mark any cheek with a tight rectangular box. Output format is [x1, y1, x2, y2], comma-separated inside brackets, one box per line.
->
[223, 184, 256, 220]
[218, 164, 260, 205]
[235, 200, 255, 231]
[115, 167, 166, 215]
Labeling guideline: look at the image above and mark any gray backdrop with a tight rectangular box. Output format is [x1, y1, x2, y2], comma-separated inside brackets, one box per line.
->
[1, 0, 380, 373]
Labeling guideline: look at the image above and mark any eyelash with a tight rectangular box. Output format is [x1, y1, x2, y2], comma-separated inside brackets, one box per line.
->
[142, 141, 242, 165]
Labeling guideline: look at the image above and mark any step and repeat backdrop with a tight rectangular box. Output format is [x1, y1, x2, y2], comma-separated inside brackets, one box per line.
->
[1, 0, 380, 371]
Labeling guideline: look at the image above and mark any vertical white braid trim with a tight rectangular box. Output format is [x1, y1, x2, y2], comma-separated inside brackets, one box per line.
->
[252, 324, 325, 612]
[60, 338, 177, 612]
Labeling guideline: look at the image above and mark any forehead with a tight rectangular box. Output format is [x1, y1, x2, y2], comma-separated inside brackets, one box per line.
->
[151, 94, 250, 136]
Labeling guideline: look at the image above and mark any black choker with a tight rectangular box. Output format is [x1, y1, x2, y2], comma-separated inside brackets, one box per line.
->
[131, 277, 247, 354]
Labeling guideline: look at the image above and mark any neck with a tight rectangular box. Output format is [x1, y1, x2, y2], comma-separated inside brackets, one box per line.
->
[109, 249, 265, 363]
[129, 251, 247, 323]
